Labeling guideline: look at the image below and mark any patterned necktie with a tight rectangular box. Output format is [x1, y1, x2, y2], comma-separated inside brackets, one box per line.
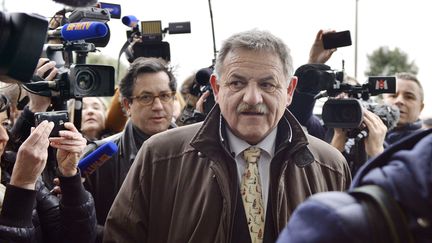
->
[241, 146, 265, 243]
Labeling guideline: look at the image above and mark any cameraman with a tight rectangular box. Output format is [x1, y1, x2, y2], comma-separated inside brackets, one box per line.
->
[383, 72, 425, 145]
[289, 30, 388, 175]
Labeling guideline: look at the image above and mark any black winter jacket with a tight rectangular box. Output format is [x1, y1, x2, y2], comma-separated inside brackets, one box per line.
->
[0, 171, 97, 243]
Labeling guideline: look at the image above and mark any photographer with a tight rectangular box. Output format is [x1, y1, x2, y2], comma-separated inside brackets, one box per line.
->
[0, 98, 96, 243]
[9, 58, 60, 189]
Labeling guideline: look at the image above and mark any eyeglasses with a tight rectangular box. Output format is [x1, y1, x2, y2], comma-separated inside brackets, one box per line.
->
[224, 80, 281, 93]
[130, 91, 176, 106]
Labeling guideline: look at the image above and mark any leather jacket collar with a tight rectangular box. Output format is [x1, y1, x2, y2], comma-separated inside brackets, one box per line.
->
[191, 105, 314, 167]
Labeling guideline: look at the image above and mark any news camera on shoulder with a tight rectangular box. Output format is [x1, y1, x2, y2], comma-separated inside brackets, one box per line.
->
[296, 63, 400, 139]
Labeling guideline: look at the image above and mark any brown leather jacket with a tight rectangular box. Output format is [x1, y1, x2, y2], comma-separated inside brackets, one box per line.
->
[104, 106, 351, 243]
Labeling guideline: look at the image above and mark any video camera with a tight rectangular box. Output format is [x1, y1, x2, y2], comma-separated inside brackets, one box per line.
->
[34, 3, 120, 99]
[295, 64, 399, 138]
[0, 11, 48, 83]
[121, 15, 191, 62]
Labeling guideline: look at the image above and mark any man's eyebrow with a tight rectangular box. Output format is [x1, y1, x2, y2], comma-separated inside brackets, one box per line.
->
[230, 74, 275, 82]
[138, 90, 172, 95]
[230, 74, 247, 81]
[258, 76, 275, 82]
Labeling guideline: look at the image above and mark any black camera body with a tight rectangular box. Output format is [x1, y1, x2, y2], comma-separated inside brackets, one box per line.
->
[0, 11, 48, 83]
[34, 110, 69, 137]
[320, 76, 397, 131]
[295, 64, 398, 135]
[56, 64, 115, 99]
[125, 20, 191, 62]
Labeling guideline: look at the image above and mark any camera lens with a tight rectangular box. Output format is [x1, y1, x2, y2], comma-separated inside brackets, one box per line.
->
[76, 69, 96, 92]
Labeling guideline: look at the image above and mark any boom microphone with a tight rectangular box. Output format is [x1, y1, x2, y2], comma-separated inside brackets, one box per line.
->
[47, 22, 108, 41]
[78, 141, 118, 177]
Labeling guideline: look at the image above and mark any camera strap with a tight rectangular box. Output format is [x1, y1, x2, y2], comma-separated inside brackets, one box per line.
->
[349, 185, 414, 243]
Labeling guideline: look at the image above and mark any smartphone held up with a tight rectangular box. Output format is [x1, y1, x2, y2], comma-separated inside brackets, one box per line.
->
[322, 30, 352, 49]
[34, 110, 69, 137]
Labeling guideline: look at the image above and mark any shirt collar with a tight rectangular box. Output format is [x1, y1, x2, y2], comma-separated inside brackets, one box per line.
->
[225, 124, 277, 158]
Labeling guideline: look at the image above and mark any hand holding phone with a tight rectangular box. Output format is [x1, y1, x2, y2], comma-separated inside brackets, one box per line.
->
[322, 30, 352, 50]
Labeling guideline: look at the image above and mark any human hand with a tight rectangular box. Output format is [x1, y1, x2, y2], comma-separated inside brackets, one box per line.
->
[10, 120, 54, 189]
[195, 90, 211, 113]
[330, 128, 348, 152]
[50, 177, 62, 197]
[363, 109, 387, 157]
[49, 122, 87, 177]
[34, 58, 58, 81]
[28, 58, 57, 112]
[308, 29, 337, 64]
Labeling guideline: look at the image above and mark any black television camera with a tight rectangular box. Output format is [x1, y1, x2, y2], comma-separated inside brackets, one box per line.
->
[121, 15, 191, 62]
[31, 5, 117, 100]
[0, 11, 48, 83]
[295, 64, 399, 138]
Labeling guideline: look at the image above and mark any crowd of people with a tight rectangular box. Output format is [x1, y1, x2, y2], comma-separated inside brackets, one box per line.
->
[0, 27, 430, 243]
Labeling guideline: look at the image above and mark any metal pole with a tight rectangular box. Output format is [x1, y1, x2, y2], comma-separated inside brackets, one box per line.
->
[1, 0, 6, 11]
[354, 0, 359, 79]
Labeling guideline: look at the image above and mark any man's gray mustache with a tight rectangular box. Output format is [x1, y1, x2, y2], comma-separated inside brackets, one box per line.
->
[237, 103, 268, 114]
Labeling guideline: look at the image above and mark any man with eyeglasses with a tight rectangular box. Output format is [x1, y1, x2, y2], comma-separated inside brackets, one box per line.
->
[83, 57, 177, 241]
[104, 30, 351, 243]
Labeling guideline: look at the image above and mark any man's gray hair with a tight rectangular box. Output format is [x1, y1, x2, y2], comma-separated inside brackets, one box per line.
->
[214, 29, 294, 80]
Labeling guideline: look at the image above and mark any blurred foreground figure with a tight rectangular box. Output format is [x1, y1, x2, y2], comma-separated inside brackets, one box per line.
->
[277, 128, 432, 243]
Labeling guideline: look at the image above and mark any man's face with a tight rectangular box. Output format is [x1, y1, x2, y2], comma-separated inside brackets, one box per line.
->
[211, 48, 297, 145]
[81, 97, 106, 139]
[383, 78, 424, 127]
[123, 71, 174, 135]
[0, 111, 10, 157]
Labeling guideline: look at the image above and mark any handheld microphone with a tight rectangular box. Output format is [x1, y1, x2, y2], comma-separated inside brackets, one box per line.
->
[48, 22, 108, 41]
[122, 15, 139, 28]
[78, 141, 118, 177]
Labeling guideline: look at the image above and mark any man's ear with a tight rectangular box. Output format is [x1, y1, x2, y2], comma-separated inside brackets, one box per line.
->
[286, 76, 298, 106]
[121, 97, 132, 116]
[210, 74, 220, 102]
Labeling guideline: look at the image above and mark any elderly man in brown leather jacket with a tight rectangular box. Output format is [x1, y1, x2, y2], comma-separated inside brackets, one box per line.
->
[104, 29, 351, 243]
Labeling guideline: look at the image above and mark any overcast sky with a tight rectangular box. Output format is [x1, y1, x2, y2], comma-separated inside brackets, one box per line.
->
[3, 0, 431, 117]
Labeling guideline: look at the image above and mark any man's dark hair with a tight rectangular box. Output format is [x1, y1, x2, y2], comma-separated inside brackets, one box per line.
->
[119, 57, 177, 102]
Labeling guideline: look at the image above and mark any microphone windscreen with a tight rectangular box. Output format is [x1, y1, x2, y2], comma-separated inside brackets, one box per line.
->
[195, 68, 213, 86]
[78, 141, 118, 176]
[122, 15, 139, 28]
[61, 22, 108, 41]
